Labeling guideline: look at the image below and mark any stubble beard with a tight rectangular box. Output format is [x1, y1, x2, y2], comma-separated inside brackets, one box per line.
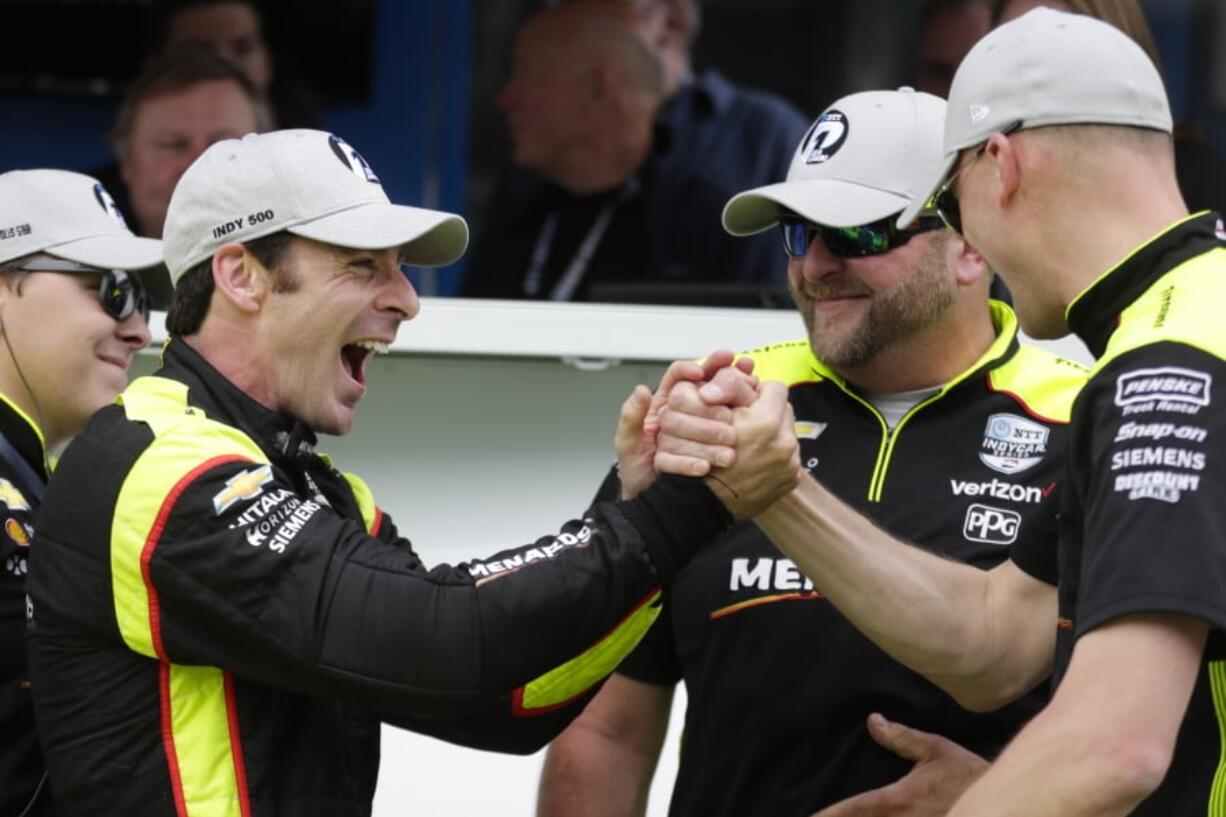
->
[794, 238, 957, 370]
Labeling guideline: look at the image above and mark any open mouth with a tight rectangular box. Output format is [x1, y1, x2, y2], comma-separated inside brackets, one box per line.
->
[340, 340, 389, 386]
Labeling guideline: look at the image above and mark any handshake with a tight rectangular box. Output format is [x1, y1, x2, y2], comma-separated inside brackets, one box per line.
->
[616, 349, 803, 519]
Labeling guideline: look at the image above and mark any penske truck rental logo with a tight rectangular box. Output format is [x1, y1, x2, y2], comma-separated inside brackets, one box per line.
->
[1115, 367, 1211, 414]
[979, 413, 1049, 475]
[213, 464, 274, 515]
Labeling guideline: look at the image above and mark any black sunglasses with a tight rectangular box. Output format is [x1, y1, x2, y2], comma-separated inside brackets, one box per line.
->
[20, 259, 151, 323]
[934, 120, 1024, 235]
[780, 213, 945, 260]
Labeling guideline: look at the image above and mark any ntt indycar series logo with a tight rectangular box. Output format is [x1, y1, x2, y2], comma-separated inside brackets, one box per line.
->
[979, 413, 1049, 475]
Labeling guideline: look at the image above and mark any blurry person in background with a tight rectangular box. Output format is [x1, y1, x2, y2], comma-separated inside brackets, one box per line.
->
[462, 0, 807, 304]
[95, 45, 268, 238]
[913, 0, 992, 98]
[151, 0, 320, 128]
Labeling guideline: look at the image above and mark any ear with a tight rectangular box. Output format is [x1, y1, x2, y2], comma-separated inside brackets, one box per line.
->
[211, 242, 266, 314]
[947, 233, 990, 288]
[983, 131, 1022, 208]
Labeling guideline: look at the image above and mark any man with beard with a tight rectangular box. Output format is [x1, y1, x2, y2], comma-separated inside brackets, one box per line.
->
[537, 88, 1087, 817]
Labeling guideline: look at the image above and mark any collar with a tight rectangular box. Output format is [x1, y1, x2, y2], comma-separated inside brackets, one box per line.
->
[653, 68, 734, 156]
[1066, 212, 1223, 357]
[0, 391, 48, 482]
[158, 337, 318, 463]
[806, 299, 1020, 399]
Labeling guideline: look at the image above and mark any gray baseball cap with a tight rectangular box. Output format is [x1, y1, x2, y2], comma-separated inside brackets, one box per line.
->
[162, 129, 470, 280]
[723, 88, 946, 235]
[0, 169, 172, 308]
[897, 7, 1173, 228]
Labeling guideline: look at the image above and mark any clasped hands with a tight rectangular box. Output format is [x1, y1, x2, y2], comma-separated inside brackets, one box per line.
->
[615, 350, 802, 518]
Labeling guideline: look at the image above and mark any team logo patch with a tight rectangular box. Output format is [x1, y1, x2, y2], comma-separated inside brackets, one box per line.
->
[969, 104, 991, 124]
[801, 110, 849, 164]
[979, 413, 1049, 475]
[963, 503, 1021, 545]
[328, 135, 381, 183]
[1115, 367, 1211, 408]
[0, 479, 30, 512]
[794, 421, 828, 440]
[4, 517, 29, 547]
[213, 464, 274, 515]
[93, 182, 130, 229]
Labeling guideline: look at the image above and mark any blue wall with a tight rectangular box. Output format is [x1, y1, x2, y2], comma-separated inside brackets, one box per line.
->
[0, 0, 472, 295]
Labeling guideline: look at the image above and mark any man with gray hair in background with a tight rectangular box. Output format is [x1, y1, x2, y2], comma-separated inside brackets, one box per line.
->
[461, 0, 806, 302]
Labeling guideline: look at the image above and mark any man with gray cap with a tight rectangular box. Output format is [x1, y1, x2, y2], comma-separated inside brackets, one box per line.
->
[538, 88, 1085, 817]
[660, 8, 1222, 815]
[912, 7, 1225, 815]
[24, 129, 799, 816]
[0, 169, 168, 816]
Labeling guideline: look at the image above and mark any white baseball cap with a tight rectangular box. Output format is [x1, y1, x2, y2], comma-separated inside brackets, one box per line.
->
[723, 88, 945, 235]
[162, 129, 470, 280]
[898, 7, 1173, 228]
[0, 169, 172, 307]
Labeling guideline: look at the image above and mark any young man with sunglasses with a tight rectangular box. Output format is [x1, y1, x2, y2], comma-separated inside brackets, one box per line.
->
[0, 169, 169, 816]
[660, 10, 1225, 816]
[538, 88, 1086, 817]
[23, 129, 800, 816]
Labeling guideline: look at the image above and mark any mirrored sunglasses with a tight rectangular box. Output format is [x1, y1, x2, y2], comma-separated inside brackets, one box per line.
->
[780, 213, 945, 260]
[19, 259, 151, 323]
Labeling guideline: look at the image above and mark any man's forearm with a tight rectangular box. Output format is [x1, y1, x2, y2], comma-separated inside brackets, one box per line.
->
[755, 474, 1052, 708]
[538, 728, 654, 817]
[946, 708, 1150, 817]
[537, 675, 672, 817]
[947, 614, 1207, 817]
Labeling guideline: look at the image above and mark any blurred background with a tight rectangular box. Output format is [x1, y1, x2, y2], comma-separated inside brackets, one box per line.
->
[3, 0, 1223, 297]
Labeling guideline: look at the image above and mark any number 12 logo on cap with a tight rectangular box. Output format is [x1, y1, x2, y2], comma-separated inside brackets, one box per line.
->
[328, 135, 381, 184]
[803, 110, 849, 164]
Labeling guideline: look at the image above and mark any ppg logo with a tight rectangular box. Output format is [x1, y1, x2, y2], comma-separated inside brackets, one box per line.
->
[963, 503, 1021, 545]
[328, 135, 381, 184]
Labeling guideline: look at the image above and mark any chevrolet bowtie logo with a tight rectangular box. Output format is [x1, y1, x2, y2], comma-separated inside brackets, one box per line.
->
[794, 421, 828, 440]
[213, 464, 274, 515]
[0, 479, 30, 512]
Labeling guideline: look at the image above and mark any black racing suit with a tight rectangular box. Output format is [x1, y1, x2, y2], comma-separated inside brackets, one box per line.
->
[1012, 212, 1226, 813]
[26, 338, 731, 816]
[0, 394, 52, 816]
